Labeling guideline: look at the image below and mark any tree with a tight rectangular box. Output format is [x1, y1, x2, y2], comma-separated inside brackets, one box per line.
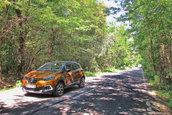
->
[118, 0, 172, 84]
[0, 0, 108, 80]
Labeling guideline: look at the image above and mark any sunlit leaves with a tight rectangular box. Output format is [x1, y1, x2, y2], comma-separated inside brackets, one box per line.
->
[0, 0, 109, 74]
[119, 0, 172, 83]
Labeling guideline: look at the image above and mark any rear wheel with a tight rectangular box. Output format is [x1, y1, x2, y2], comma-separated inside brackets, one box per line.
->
[79, 77, 85, 88]
[53, 82, 64, 96]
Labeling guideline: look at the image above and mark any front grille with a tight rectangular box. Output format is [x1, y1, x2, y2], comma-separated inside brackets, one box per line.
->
[24, 86, 44, 91]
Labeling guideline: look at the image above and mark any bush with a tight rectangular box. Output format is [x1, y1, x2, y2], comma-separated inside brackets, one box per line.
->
[103, 67, 116, 72]
[168, 100, 172, 108]
[154, 75, 159, 84]
[16, 80, 22, 88]
[84, 71, 100, 77]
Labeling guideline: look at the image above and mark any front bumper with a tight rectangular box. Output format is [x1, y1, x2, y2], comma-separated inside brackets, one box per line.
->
[22, 85, 53, 94]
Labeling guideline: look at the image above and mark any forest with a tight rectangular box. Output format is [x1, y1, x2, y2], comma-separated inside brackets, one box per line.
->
[119, 0, 172, 86]
[0, 0, 171, 103]
[0, 0, 137, 82]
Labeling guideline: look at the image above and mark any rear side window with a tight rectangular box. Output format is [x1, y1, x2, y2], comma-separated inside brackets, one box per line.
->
[65, 64, 72, 70]
[72, 63, 81, 70]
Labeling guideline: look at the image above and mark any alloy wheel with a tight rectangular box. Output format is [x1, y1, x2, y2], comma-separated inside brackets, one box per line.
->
[55, 82, 64, 96]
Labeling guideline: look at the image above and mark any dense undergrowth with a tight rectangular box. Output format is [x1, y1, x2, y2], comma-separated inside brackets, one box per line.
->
[148, 74, 172, 108]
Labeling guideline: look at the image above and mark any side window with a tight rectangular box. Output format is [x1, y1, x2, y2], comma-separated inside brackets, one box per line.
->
[72, 63, 77, 70]
[77, 64, 81, 69]
[72, 63, 80, 70]
[65, 64, 72, 70]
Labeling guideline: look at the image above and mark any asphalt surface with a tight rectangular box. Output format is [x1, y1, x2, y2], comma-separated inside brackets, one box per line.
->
[0, 67, 171, 115]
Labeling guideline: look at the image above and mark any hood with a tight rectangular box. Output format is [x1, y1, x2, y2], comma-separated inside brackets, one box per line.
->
[25, 70, 61, 78]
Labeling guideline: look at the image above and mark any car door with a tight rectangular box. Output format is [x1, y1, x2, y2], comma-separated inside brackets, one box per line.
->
[72, 63, 81, 81]
[64, 63, 74, 85]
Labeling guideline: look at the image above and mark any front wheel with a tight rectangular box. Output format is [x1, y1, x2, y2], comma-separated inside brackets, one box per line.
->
[79, 77, 85, 88]
[53, 82, 64, 96]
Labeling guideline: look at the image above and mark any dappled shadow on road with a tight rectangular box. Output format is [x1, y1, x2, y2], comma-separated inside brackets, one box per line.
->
[0, 86, 81, 114]
[0, 68, 170, 115]
[40, 68, 168, 115]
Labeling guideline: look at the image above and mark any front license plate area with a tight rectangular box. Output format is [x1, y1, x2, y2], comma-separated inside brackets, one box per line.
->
[26, 84, 36, 88]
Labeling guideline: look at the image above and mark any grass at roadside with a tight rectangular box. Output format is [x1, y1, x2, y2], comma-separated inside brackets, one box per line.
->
[84, 71, 102, 77]
[149, 79, 172, 108]
[0, 80, 22, 92]
[141, 69, 172, 109]
[103, 67, 116, 72]
[155, 90, 172, 108]
[0, 86, 16, 92]
[85, 67, 116, 77]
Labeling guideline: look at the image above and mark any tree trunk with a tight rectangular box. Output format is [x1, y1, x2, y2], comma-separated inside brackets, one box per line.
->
[166, 45, 172, 70]
[150, 35, 156, 73]
[0, 39, 2, 81]
[160, 46, 165, 83]
[162, 44, 168, 75]
[27, 48, 41, 72]
[18, 34, 25, 74]
[48, 29, 58, 56]
[15, 9, 25, 75]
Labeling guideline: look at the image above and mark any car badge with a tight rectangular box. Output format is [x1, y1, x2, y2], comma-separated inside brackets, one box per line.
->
[30, 77, 34, 83]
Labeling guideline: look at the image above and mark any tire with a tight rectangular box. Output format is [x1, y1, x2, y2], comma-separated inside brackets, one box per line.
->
[79, 77, 85, 88]
[53, 82, 64, 96]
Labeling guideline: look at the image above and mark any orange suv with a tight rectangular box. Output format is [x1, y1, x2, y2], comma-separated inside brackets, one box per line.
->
[22, 61, 85, 96]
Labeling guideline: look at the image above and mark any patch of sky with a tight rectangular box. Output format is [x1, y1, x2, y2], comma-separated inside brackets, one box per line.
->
[98, 0, 130, 28]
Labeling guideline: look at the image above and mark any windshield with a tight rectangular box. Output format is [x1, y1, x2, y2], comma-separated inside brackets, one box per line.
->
[37, 62, 65, 71]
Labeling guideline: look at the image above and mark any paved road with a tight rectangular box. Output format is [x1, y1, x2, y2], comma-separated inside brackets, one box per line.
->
[0, 68, 171, 115]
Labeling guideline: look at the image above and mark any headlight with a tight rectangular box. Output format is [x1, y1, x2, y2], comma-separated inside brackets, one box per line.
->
[23, 75, 29, 80]
[42, 75, 56, 81]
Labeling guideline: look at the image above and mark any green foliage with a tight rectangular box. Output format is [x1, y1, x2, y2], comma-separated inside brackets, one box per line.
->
[0, 80, 22, 92]
[157, 90, 172, 108]
[0, 0, 108, 76]
[119, 0, 172, 89]
[84, 71, 101, 77]
[0, 0, 139, 89]
[166, 69, 172, 76]
[118, 66, 126, 70]
[168, 100, 172, 108]
[0, 86, 16, 92]
[158, 90, 171, 98]
[16, 80, 22, 88]
[103, 67, 116, 72]
[99, 25, 139, 70]
[154, 75, 160, 84]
